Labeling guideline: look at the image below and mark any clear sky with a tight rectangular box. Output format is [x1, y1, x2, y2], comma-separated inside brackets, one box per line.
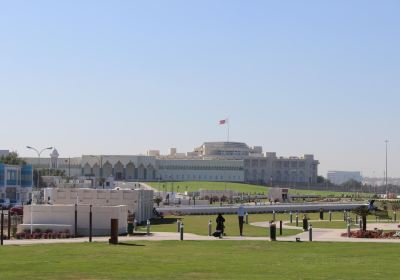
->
[1, 1, 399, 177]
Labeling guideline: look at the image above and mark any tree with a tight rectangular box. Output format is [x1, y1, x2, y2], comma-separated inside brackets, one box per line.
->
[0, 151, 26, 165]
[154, 197, 162, 207]
[317, 176, 325, 184]
[352, 205, 369, 231]
[341, 179, 362, 191]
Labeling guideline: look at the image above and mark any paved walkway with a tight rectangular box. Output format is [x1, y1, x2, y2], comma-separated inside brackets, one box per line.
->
[2, 220, 400, 246]
[1, 232, 270, 246]
[251, 220, 400, 243]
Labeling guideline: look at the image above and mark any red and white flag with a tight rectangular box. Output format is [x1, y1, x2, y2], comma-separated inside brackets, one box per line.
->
[219, 119, 228, 125]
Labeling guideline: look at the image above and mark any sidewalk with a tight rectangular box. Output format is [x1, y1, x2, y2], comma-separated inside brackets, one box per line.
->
[251, 220, 400, 243]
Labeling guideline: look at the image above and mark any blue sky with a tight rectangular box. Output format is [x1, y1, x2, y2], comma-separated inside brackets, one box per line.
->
[1, 1, 399, 177]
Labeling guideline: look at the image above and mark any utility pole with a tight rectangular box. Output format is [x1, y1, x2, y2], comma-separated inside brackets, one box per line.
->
[385, 140, 389, 196]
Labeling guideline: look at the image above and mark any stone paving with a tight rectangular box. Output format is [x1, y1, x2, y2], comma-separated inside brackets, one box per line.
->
[251, 220, 400, 243]
[2, 220, 400, 246]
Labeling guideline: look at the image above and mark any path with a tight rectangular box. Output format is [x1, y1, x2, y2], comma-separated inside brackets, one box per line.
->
[251, 220, 400, 243]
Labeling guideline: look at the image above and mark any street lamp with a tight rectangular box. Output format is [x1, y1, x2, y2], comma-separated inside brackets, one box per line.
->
[385, 140, 389, 196]
[26, 146, 53, 190]
[26, 145, 52, 234]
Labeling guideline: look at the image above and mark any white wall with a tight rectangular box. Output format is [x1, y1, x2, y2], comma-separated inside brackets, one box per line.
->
[21, 204, 127, 236]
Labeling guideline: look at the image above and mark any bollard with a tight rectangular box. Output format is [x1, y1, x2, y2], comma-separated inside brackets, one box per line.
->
[319, 209, 324, 220]
[309, 224, 312, 242]
[343, 210, 347, 221]
[245, 212, 249, 224]
[347, 223, 351, 238]
[180, 223, 184, 240]
[7, 209, 11, 240]
[109, 219, 118, 245]
[269, 222, 276, 241]
[177, 219, 181, 233]
[295, 214, 299, 227]
[272, 210, 276, 222]
[303, 217, 308, 231]
[133, 219, 138, 232]
[329, 211, 332, 222]
[290, 211, 293, 224]
[394, 211, 397, 222]
[146, 219, 151, 236]
[0, 208, 3, 245]
[89, 205, 92, 242]
[279, 220, 282, 235]
[208, 220, 212, 236]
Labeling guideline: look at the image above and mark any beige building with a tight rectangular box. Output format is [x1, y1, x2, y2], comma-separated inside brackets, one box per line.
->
[24, 142, 319, 185]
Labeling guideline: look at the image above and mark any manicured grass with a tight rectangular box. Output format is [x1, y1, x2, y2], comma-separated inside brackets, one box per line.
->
[147, 181, 371, 197]
[1, 241, 400, 279]
[142, 213, 396, 236]
[139, 214, 302, 237]
[148, 181, 270, 194]
[288, 221, 357, 229]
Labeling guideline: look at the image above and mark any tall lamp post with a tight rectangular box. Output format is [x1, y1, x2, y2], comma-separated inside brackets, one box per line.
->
[26, 146, 53, 191]
[385, 140, 389, 196]
[26, 145, 52, 234]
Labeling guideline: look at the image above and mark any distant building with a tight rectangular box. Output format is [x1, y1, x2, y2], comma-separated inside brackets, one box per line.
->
[24, 142, 319, 185]
[327, 171, 363, 185]
[0, 163, 33, 203]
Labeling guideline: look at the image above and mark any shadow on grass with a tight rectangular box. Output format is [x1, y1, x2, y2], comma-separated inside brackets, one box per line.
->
[117, 242, 146, 247]
[149, 218, 178, 225]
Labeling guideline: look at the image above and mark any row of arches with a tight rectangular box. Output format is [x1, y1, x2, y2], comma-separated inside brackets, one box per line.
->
[82, 162, 156, 181]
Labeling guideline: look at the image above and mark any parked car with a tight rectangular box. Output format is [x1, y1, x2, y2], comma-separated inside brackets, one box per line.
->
[10, 206, 23, 216]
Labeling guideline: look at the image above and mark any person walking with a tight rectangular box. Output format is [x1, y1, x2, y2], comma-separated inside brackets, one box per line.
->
[215, 213, 225, 238]
[237, 205, 245, 236]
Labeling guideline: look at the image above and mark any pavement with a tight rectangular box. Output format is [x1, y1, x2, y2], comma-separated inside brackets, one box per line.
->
[251, 220, 400, 243]
[2, 220, 400, 246]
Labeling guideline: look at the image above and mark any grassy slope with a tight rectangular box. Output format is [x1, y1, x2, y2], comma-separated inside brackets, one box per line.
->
[147, 181, 370, 197]
[1, 241, 400, 279]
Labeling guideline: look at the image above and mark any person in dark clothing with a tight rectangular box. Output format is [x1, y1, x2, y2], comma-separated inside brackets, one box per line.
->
[215, 214, 226, 238]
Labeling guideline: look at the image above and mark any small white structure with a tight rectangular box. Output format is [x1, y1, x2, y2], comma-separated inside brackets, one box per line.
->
[267, 188, 291, 203]
[19, 204, 127, 236]
[44, 188, 154, 222]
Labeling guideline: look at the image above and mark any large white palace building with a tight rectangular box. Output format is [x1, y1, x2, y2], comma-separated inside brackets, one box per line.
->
[24, 142, 319, 185]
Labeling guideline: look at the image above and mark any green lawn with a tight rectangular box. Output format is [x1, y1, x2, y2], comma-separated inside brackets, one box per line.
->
[138, 214, 302, 237]
[148, 181, 270, 194]
[288, 221, 358, 229]
[147, 181, 371, 197]
[1, 241, 400, 279]
[142, 213, 396, 235]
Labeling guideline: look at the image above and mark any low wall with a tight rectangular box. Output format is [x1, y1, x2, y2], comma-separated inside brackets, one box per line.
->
[22, 204, 127, 236]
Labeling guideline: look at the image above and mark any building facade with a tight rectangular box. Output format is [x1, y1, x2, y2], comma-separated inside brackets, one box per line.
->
[0, 163, 33, 203]
[24, 142, 319, 185]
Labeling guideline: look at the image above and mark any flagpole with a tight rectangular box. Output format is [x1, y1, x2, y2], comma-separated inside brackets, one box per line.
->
[227, 120, 230, 142]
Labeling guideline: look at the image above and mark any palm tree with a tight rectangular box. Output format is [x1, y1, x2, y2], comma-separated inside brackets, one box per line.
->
[353, 205, 369, 231]
[353, 201, 389, 231]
